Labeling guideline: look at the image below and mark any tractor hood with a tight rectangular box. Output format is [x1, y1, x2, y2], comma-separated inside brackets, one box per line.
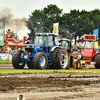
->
[25, 44, 43, 48]
[82, 48, 98, 58]
[25, 44, 43, 53]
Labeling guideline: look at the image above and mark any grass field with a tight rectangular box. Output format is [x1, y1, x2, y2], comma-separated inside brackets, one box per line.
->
[0, 60, 12, 64]
[0, 69, 100, 73]
[0, 60, 100, 73]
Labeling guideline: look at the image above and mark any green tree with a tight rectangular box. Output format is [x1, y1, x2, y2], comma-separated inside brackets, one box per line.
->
[28, 4, 100, 44]
[28, 4, 63, 39]
[61, 9, 95, 44]
[89, 9, 100, 31]
[43, 4, 62, 32]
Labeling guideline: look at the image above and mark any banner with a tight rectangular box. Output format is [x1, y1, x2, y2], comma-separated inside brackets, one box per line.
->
[94, 41, 98, 48]
[0, 17, 5, 46]
[0, 53, 12, 60]
[53, 22, 59, 35]
[93, 28, 98, 40]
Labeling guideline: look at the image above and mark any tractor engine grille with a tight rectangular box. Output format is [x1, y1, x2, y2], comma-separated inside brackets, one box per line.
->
[25, 46, 34, 53]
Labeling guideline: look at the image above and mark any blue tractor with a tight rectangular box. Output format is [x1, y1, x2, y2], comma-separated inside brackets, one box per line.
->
[12, 33, 69, 69]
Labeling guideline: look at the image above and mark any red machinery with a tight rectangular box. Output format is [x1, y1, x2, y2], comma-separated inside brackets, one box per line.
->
[74, 34, 100, 69]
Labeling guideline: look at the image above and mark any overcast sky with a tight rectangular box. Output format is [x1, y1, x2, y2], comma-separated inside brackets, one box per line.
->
[0, 0, 100, 39]
[0, 0, 100, 18]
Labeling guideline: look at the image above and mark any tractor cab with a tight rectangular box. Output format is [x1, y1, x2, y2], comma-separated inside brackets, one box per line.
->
[82, 35, 98, 58]
[34, 33, 59, 46]
[58, 38, 72, 53]
[25, 33, 59, 56]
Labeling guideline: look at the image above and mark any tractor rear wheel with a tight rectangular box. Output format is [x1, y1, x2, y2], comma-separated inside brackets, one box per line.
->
[49, 48, 61, 69]
[27, 62, 34, 69]
[94, 54, 100, 69]
[33, 52, 48, 69]
[12, 52, 25, 69]
[57, 48, 69, 69]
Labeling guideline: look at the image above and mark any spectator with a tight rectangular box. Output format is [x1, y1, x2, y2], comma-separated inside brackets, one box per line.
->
[6, 29, 12, 38]
[7, 46, 12, 54]
[10, 47, 15, 55]
[3, 45, 7, 53]
[78, 47, 81, 54]
[0, 46, 3, 53]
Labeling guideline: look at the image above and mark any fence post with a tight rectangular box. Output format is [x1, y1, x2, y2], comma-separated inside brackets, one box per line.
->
[19, 95, 23, 100]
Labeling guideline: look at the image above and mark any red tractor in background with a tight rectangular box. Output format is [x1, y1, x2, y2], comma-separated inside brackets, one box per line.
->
[74, 34, 100, 69]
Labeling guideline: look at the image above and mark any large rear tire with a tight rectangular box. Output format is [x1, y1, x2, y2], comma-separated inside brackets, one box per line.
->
[57, 48, 69, 69]
[27, 62, 34, 69]
[12, 52, 25, 69]
[49, 48, 61, 69]
[33, 52, 48, 69]
[94, 54, 100, 69]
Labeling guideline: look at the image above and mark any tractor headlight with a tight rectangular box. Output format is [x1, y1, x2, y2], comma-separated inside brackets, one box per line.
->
[26, 45, 30, 48]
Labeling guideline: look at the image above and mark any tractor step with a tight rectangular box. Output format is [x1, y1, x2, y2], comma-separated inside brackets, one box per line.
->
[47, 57, 52, 65]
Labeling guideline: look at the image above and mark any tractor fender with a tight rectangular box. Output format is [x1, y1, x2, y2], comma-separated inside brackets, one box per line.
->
[51, 46, 60, 51]
[93, 52, 100, 58]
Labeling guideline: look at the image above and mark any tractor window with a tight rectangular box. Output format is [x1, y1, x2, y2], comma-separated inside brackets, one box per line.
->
[48, 36, 53, 46]
[43, 36, 47, 46]
[61, 41, 68, 48]
[34, 35, 44, 45]
[84, 41, 94, 48]
[55, 37, 59, 46]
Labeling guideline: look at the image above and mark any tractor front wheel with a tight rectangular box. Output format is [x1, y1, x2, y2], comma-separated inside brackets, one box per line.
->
[33, 52, 48, 69]
[12, 52, 25, 69]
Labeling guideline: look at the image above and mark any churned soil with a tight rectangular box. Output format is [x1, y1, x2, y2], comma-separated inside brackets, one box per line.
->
[0, 71, 100, 100]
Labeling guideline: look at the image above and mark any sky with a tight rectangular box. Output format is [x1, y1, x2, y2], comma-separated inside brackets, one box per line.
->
[0, 0, 100, 39]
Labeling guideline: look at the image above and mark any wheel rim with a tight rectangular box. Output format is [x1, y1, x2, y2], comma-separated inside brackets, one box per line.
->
[19, 62, 24, 65]
[77, 62, 80, 68]
[60, 51, 68, 68]
[40, 56, 46, 67]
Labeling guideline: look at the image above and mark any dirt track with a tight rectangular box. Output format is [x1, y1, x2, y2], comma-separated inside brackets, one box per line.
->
[0, 63, 96, 69]
[0, 64, 100, 100]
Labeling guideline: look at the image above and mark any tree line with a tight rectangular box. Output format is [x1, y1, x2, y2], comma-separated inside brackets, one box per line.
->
[27, 4, 100, 42]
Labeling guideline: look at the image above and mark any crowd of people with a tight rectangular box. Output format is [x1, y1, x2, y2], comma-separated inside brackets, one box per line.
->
[0, 46, 17, 55]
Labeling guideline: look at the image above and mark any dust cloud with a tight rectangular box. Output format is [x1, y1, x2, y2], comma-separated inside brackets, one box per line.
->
[0, 7, 27, 35]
